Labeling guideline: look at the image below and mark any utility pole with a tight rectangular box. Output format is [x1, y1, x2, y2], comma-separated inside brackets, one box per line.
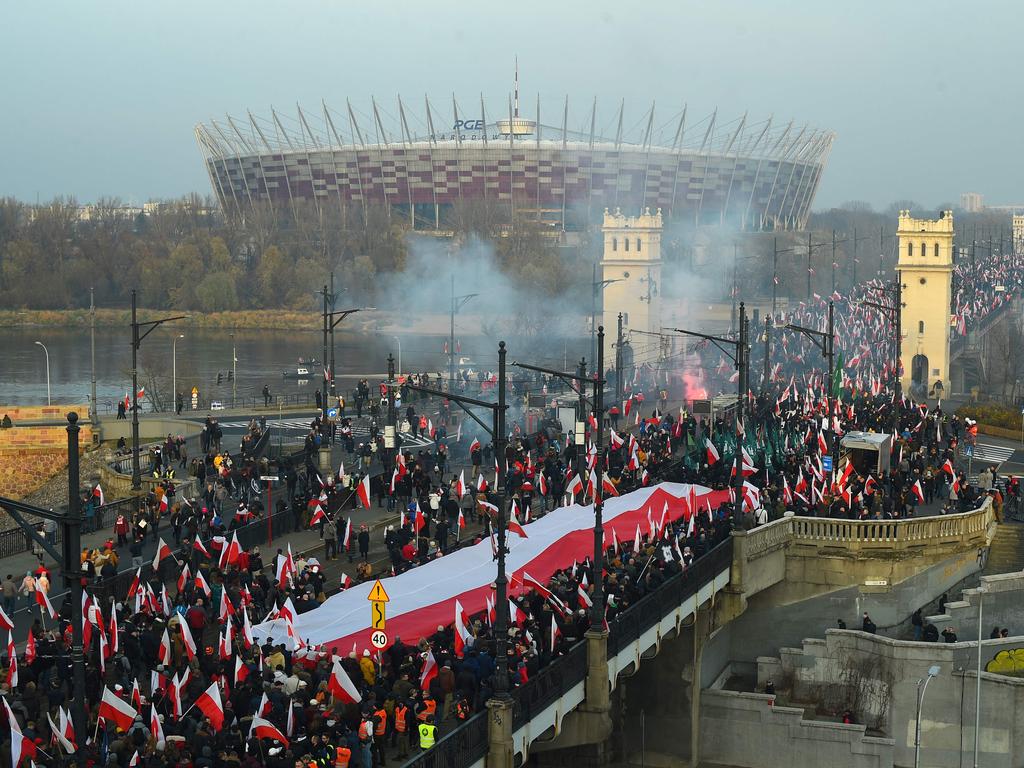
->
[329, 272, 337, 397]
[130, 290, 183, 490]
[450, 273, 456, 392]
[322, 284, 329, 413]
[863, 281, 904, 433]
[131, 291, 140, 489]
[576, 358, 588, 494]
[807, 231, 813, 299]
[386, 353, 397, 472]
[448, 276, 478, 392]
[731, 243, 738, 335]
[0, 415, 90, 740]
[591, 327, 606, 631]
[831, 229, 837, 294]
[615, 313, 623, 409]
[493, 341, 509, 696]
[852, 227, 858, 287]
[90, 287, 96, 422]
[880, 225, 885, 276]
[787, 302, 837, 481]
[65, 413, 87, 744]
[673, 303, 748, 525]
[321, 293, 369, 415]
[399, 346, 511, 700]
[761, 313, 772, 392]
[827, 301, 837, 480]
[771, 237, 778, 317]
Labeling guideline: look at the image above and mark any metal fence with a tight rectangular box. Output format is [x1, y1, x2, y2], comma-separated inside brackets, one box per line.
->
[0, 497, 138, 560]
[96, 391, 324, 416]
[396, 538, 734, 768]
[397, 710, 489, 768]
[607, 537, 733, 657]
[512, 640, 589, 730]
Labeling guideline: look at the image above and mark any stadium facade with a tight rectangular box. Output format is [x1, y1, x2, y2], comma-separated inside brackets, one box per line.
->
[195, 95, 833, 231]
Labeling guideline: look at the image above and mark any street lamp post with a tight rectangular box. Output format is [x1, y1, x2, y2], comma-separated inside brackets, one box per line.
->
[392, 336, 402, 375]
[320, 290, 371, 414]
[914, 665, 941, 768]
[231, 334, 237, 408]
[786, 302, 837, 482]
[129, 290, 184, 490]
[591, 327, 606, 631]
[673, 303, 749, 525]
[90, 287, 96, 421]
[448, 275, 479, 392]
[974, 586, 987, 768]
[172, 334, 184, 414]
[34, 341, 50, 406]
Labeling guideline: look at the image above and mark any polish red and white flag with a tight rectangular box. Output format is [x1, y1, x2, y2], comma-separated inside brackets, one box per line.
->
[193, 681, 225, 731]
[419, 649, 438, 691]
[98, 686, 138, 732]
[153, 538, 173, 572]
[249, 715, 290, 747]
[327, 659, 362, 704]
[356, 474, 372, 509]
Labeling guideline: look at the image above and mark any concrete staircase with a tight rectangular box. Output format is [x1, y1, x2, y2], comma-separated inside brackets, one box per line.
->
[984, 523, 1024, 575]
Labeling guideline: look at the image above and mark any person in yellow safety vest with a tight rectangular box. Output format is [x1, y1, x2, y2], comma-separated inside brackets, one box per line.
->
[419, 714, 437, 750]
[394, 702, 410, 758]
[335, 745, 351, 768]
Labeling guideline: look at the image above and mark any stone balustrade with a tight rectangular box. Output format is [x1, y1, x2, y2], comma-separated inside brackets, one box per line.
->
[729, 500, 996, 603]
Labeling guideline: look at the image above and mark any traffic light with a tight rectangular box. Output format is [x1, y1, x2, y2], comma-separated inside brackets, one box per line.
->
[228, 371, 233, 381]
[217, 372, 223, 385]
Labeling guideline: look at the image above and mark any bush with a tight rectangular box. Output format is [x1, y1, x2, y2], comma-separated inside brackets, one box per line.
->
[957, 402, 1023, 431]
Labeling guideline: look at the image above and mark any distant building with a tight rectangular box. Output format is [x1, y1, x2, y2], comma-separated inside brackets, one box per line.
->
[601, 207, 663, 364]
[897, 210, 954, 399]
[960, 192, 984, 213]
[1014, 214, 1024, 254]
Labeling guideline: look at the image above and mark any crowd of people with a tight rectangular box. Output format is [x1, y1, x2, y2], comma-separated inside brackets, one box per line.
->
[1, 243, 1020, 767]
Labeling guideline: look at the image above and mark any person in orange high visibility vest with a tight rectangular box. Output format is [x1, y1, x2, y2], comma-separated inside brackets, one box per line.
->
[334, 745, 351, 768]
[417, 694, 437, 722]
[372, 709, 388, 766]
[394, 702, 410, 758]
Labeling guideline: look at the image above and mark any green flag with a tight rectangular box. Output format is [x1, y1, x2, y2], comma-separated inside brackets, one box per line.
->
[831, 352, 844, 396]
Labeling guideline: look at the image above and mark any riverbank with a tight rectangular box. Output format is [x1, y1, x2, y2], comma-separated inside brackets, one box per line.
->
[0, 308, 341, 331]
[0, 307, 574, 336]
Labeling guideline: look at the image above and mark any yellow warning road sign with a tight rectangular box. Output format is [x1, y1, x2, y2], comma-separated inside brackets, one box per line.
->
[367, 579, 390, 603]
[371, 600, 387, 630]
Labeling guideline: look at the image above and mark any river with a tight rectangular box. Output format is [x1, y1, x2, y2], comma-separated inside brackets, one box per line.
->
[0, 325, 580, 410]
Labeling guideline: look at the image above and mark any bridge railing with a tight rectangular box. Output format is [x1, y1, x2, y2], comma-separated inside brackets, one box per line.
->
[741, 499, 994, 564]
[608, 538, 734, 657]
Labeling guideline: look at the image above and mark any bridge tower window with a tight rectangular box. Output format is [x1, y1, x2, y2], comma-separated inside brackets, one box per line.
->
[636, 238, 642, 252]
[919, 320, 925, 334]
[624, 238, 629, 252]
[908, 242, 914, 257]
[612, 237, 617, 252]
[934, 243, 940, 258]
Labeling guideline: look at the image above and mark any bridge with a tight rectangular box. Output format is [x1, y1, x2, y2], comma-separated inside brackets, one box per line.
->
[412, 501, 996, 768]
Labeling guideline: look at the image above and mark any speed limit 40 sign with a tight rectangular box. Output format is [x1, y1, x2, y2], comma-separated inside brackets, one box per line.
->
[370, 630, 389, 649]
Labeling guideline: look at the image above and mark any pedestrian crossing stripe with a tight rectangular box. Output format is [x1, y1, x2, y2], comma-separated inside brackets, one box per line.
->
[972, 443, 1015, 463]
[219, 419, 436, 448]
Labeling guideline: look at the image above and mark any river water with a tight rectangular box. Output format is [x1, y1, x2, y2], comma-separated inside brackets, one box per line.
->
[0, 325, 579, 410]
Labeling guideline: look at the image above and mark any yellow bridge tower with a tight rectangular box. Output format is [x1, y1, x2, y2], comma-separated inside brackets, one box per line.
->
[897, 210, 954, 398]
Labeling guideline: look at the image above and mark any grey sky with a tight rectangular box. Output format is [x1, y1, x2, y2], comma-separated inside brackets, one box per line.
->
[2, 0, 1019, 209]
